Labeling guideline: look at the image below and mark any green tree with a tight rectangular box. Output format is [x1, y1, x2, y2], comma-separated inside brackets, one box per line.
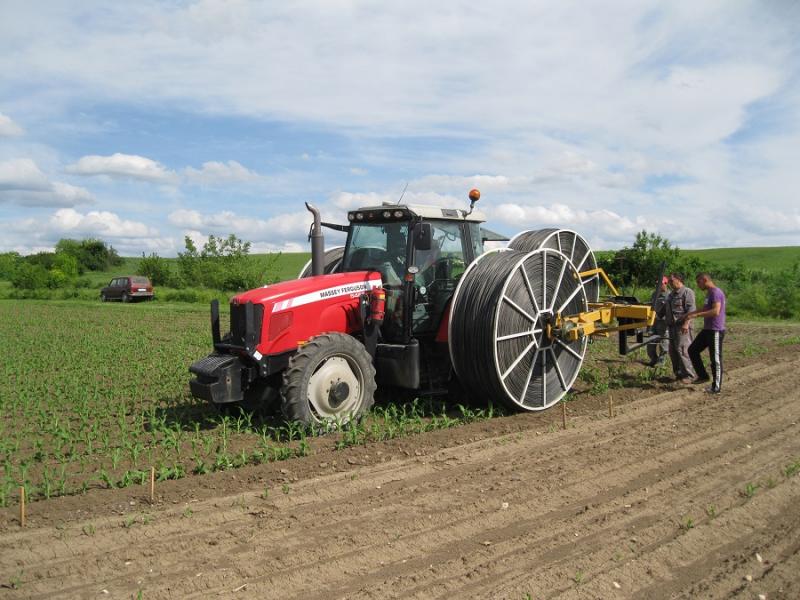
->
[0, 252, 21, 280]
[177, 234, 271, 291]
[137, 253, 173, 286]
[55, 238, 123, 272]
[177, 236, 201, 287]
[607, 230, 680, 290]
[11, 262, 49, 289]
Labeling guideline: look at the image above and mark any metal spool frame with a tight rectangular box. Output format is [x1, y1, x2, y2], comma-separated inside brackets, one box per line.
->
[450, 248, 588, 411]
[508, 229, 599, 302]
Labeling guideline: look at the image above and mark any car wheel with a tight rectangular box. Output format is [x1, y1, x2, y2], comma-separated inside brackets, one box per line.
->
[100, 293, 107, 302]
[122, 292, 130, 303]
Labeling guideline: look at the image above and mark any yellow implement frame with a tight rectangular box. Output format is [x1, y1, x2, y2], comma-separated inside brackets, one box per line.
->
[548, 268, 656, 343]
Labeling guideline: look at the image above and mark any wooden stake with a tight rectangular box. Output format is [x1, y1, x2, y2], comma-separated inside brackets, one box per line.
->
[561, 400, 567, 430]
[19, 486, 26, 527]
[149, 466, 155, 504]
[608, 394, 614, 418]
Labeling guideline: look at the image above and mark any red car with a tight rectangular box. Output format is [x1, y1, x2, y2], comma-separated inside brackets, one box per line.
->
[100, 276, 154, 302]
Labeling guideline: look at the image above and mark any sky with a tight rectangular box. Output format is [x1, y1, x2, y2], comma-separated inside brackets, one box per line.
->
[1, 0, 799, 256]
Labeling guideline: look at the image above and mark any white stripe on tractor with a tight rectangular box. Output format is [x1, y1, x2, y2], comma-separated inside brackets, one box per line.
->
[272, 277, 382, 313]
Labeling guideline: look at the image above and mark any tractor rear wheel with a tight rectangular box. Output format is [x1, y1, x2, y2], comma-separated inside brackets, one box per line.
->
[281, 333, 376, 426]
[298, 246, 346, 278]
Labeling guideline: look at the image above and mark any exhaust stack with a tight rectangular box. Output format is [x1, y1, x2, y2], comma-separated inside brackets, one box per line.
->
[305, 202, 324, 276]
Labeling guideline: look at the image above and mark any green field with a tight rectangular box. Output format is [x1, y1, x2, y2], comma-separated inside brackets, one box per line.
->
[682, 246, 800, 273]
[83, 252, 311, 287]
[0, 300, 498, 506]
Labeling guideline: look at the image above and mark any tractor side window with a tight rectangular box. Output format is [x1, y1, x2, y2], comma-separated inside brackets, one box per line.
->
[414, 221, 466, 286]
[412, 221, 467, 335]
[467, 222, 484, 259]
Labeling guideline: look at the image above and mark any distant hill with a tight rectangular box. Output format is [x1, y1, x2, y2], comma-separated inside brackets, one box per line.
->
[681, 246, 800, 273]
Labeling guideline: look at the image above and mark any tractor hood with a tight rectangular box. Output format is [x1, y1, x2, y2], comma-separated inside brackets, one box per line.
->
[233, 271, 382, 311]
[231, 271, 383, 356]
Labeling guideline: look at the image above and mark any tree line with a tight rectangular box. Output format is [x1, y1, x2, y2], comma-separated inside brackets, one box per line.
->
[0, 239, 123, 290]
[1, 230, 797, 319]
[0, 234, 278, 293]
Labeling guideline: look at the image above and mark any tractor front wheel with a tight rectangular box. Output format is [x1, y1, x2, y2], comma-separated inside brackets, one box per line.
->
[281, 333, 376, 426]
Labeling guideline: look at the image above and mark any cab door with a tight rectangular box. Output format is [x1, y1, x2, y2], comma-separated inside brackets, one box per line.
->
[410, 220, 470, 336]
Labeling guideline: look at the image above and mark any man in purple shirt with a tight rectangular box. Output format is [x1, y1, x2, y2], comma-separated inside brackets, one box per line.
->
[684, 272, 726, 393]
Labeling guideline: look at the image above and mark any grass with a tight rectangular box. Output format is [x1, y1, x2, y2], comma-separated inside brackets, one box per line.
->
[0, 300, 508, 505]
[0, 252, 313, 305]
[682, 246, 800, 273]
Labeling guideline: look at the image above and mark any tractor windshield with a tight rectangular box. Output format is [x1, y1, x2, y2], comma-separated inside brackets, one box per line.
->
[341, 222, 409, 285]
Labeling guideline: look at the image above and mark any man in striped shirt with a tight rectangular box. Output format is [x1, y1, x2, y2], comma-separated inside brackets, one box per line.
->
[685, 273, 726, 394]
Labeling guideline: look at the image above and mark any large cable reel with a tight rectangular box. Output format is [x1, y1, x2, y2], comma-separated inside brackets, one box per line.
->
[449, 248, 588, 411]
[508, 229, 599, 302]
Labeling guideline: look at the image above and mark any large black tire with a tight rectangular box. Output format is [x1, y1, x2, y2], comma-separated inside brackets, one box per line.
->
[121, 292, 130, 303]
[281, 333, 376, 425]
[298, 247, 345, 278]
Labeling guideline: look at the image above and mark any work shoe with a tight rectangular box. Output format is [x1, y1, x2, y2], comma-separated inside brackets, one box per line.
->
[691, 377, 710, 385]
[703, 386, 721, 394]
[679, 377, 694, 385]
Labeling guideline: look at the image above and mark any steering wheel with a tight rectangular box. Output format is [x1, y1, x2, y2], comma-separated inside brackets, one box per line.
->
[348, 247, 388, 270]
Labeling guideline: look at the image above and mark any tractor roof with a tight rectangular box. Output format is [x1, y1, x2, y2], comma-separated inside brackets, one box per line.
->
[349, 203, 486, 223]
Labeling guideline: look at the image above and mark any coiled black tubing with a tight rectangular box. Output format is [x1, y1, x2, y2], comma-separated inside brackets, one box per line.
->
[509, 229, 599, 302]
[450, 248, 588, 411]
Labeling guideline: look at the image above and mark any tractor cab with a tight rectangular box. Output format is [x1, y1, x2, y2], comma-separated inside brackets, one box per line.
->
[340, 204, 487, 343]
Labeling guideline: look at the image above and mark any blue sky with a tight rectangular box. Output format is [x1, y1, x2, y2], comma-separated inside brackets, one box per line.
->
[1, 0, 799, 256]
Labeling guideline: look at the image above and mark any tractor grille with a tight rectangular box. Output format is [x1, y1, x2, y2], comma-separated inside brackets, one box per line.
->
[229, 302, 264, 349]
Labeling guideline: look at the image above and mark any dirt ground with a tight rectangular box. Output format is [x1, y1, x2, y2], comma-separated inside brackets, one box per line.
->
[2, 323, 799, 599]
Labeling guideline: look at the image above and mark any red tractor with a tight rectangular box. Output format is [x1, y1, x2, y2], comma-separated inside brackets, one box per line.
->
[189, 191, 656, 425]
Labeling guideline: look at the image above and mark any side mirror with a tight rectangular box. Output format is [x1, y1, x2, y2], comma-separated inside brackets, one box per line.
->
[413, 222, 432, 251]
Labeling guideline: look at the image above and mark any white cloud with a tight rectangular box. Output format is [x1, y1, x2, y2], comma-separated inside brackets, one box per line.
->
[66, 153, 177, 183]
[0, 158, 50, 190]
[168, 208, 311, 243]
[49, 208, 158, 238]
[184, 160, 262, 185]
[0, 112, 24, 137]
[494, 202, 653, 244]
[0, 158, 94, 206]
[2, 208, 172, 255]
[1, 1, 798, 251]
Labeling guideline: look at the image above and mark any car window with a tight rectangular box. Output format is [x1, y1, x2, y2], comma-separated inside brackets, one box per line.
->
[131, 276, 150, 285]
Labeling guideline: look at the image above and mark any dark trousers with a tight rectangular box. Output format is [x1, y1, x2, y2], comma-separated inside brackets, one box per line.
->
[688, 329, 725, 391]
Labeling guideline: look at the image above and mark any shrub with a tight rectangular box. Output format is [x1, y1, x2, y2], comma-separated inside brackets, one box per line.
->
[55, 238, 123, 273]
[0, 252, 21, 279]
[137, 253, 173, 287]
[177, 234, 274, 291]
[11, 263, 50, 289]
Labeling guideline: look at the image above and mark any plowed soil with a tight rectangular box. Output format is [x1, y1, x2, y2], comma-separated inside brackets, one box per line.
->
[2, 324, 800, 599]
